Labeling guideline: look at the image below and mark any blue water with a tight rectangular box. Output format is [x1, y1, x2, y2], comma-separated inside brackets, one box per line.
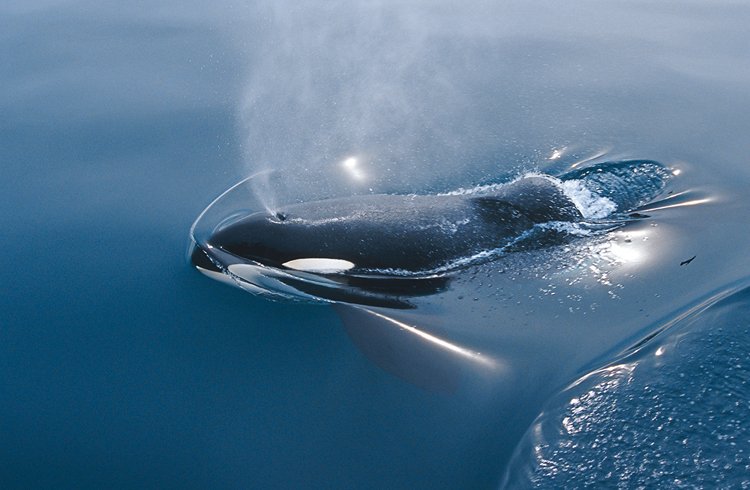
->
[2, 1, 750, 488]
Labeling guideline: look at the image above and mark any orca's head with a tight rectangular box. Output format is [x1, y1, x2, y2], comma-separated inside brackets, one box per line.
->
[189, 209, 449, 308]
[203, 209, 359, 273]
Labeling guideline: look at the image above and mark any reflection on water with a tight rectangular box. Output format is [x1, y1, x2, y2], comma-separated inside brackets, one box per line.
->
[503, 284, 750, 489]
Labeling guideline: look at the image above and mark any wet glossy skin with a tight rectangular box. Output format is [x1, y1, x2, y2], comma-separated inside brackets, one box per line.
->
[208, 176, 581, 273]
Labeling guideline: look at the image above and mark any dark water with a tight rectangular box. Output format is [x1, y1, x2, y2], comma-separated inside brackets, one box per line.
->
[2, 1, 750, 488]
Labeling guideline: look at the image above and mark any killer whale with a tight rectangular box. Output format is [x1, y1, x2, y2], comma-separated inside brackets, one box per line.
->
[205, 175, 581, 275]
[192, 160, 671, 306]
[189, 159, 673, 390]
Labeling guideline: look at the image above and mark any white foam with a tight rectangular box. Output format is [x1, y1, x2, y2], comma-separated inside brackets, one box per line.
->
[287, 215, 351, 225]
[536, 220, 593, 236]
[561, 179, 617, 219]
[441, 173, 617, 220]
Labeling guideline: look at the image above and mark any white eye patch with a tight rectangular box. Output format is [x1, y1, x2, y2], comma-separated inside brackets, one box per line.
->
[282, 258, 355, 273]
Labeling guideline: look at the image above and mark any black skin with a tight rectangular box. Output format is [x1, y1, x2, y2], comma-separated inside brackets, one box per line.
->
[208, 176, 582, 274]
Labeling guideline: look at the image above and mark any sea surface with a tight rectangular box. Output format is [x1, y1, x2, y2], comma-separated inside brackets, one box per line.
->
[2, 1, 750, 488]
